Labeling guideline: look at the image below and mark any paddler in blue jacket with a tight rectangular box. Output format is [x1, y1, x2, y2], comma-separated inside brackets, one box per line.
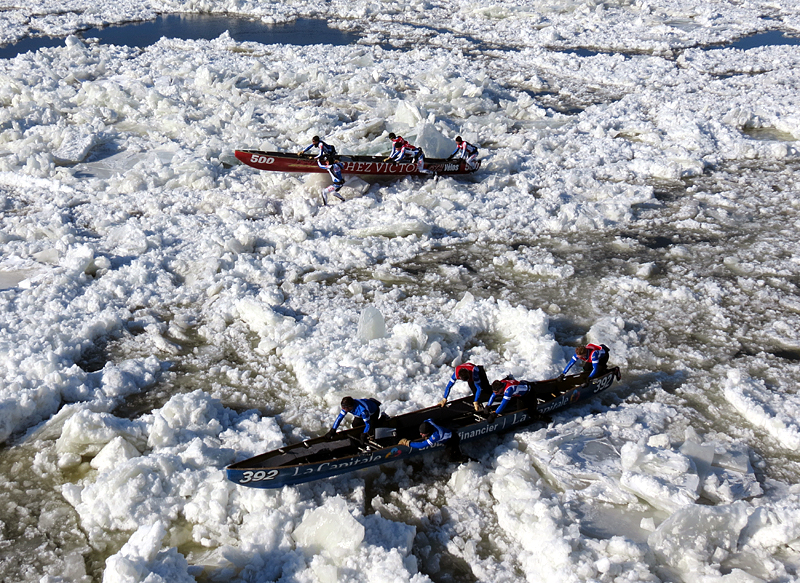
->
[298, 135, 336, 159]
[485, 378, 540, 423]
[399, 419, 466, 462]
[326, 396, 387, 445]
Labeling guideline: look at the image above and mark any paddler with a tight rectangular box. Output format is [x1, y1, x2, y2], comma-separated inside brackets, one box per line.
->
[438, 363, 490, 411]
[399, 419, 467, 462]
[561, 343, 610, 380]
[385, 133, 430, 174]
[317, 155, 345, 205]
[485, 378, 542, 423]
[326, 396, 388, 445]
[447, 136, 479, 170]
[298, 135, 337, 159]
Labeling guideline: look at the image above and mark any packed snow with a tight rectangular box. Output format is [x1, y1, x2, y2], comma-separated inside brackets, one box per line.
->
[1, 1, 800, 582]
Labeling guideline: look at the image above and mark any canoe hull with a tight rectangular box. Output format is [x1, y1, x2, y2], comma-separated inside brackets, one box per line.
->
[228, 408, 531, 489]
[234, 150, 480, 176]
[226, 367, 620, 489]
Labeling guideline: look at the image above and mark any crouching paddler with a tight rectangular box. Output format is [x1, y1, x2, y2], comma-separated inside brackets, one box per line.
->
[325, 396, 390, 445]
[485, 378, 550, 424]
[399, 419, 468, 463]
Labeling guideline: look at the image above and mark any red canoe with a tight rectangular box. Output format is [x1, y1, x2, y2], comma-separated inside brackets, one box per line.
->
[234, 150, 481, 177]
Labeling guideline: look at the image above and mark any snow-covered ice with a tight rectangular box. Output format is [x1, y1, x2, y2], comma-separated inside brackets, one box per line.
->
[1, 0, 800, 581]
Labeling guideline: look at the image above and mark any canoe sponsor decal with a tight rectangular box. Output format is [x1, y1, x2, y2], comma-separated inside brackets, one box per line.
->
[591, 373, 615, 393]
[249, 154, 275, 165]
[341, 161, 418, 174]
[426, 162, 461, 172]
[235, 450, 398, 485]
[537, 371, 615, 414]
[538, 393, 571, 414]
[239, 469, 279, 484]
[459, 422, 499, 440]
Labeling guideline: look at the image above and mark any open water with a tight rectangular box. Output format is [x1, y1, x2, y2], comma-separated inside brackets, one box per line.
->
[0, 15, 358, 60]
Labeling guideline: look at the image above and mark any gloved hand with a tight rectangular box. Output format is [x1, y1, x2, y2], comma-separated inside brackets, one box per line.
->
[438, 398, 448, 407]
[324, 428, 337, 441]
[487, 412, 497, 424]
[399, 438, 411, 446]
[473, 401, 482, 412]
[558, 374, 566, 380]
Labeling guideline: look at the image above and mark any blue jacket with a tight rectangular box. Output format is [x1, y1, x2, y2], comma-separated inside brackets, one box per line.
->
[487, 380, 530, 415]
[301, 140, 336, 158]
[332, 398, 380, 433]
[408, 418, 452, 450]
[562, 344, 607, 379]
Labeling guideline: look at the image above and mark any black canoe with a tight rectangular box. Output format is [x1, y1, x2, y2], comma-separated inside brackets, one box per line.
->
[225, 367, 621, 489]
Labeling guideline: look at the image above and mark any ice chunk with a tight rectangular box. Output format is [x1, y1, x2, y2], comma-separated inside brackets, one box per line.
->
[343, 176, 371, 195]
[680, 439, 716, 480]
[358, 306, 386, 342]
[237, 297, 307, 352]
[649, 502, 749, 578]
[723, 369, 800, 450]
[53, 128, 96, 165]
[415, 122, 454, 158]
[62, 245, 95, 275]
[57, 409, 144, 457]
[103, 522, 194, 583]
[392, 322, 427, 350]
[393, 101, 424, 127]
[310, 556, 339, 583]
[620, 441, 700, 512]
[237, 298, 283, 334]
[100, 357, 162, 399]
[716, 569, 769, 583]
[351, 221, 433, 238]
[33, 248, 60, 264]
[292, 497, 365, 561]
[90, 436, 140, 473]
[106, 224, 149, 256]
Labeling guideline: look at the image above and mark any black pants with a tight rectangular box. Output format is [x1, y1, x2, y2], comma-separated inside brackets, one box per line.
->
[443, 432, 466, 463]
[471, 368, 492, 404]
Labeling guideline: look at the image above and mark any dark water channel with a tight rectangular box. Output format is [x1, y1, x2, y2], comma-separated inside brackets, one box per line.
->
[0, 15, 359, 60]
[3, 14, 799, 62]
[726, 30, 800, 50]
[560, 29, 800, 58]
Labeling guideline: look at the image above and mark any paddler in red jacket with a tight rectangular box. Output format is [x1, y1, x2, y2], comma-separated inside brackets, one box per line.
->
[385, 133, 431, 174]
[561, 344, 610, 379]
[439, 363, 491, 411]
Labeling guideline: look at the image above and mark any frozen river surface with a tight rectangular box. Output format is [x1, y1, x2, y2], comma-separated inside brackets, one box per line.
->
[1, 1, 800, 582]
